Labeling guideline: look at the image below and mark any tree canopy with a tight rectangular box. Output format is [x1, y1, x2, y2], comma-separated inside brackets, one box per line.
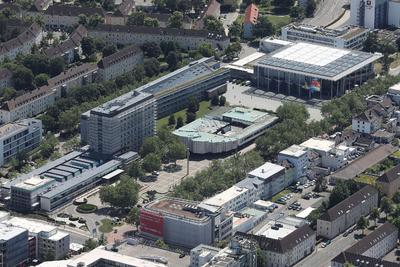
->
[99, 175, 140, 209]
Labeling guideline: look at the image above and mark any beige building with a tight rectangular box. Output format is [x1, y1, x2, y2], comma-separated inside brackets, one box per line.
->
[0, 21, 43, 62]
[0, 63, 98, 124]
[43, 25, 88, 63]
[237, 224, 316, 267]
[377, 164, 400, 197]
[44, 5, 105, 30]
[97, 45, 143, 81]
[317, 185, 379, 239]
[88, 24, 229, 51]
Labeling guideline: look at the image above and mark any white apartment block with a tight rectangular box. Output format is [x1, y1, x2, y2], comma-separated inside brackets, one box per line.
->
[352, 110, 381, 134]
[317, 185, 378, 239]
[277, 144, 309, 178]
[97, 45, 144, 81]
[81, 91, 157, 155]
[88, 24, 230, 51]
[201, 186, 251, 213]
[0, 119, 42, 167]
[281, 24, 369, 49]
[5, 217, 70, 261]
[300, 137, 353, 171]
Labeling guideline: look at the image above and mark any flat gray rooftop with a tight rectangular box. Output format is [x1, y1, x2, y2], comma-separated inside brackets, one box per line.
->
[256, 42, 381, 80]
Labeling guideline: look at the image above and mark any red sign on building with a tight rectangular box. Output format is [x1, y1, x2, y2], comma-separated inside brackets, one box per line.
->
[140, 209, 164, 237]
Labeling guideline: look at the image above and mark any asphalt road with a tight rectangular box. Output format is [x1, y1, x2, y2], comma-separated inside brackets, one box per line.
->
[295, 231, 359, 267]
[303, 0, 349, 27]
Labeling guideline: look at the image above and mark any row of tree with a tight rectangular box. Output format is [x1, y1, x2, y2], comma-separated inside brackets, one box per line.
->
[171, 151, 264, 200]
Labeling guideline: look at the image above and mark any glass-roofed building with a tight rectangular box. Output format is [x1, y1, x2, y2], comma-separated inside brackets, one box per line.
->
[254, 42, 382, 99]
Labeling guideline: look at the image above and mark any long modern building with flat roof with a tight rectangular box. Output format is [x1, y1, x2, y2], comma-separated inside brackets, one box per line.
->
[0, 118, 42, 167]
[173, 107, 278, 154]
[137, 57, 230, 118]
[281, 24, 370, 49]
[254, 42, 382, 99]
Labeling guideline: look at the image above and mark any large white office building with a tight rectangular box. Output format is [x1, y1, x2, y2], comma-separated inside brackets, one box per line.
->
[281, 24, 369, 49]
[81, 91, 156, 155]
[0, 119, 42, 167]
[277, 145, 309, 179]
[350, 0, 400, 28]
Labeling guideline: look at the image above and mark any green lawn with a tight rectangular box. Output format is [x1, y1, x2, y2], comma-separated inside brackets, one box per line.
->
[157, 100, 213, 129]
[267, 15, 291, 28]
[99, 218, 114, 233]
[392, 150, 400, 158]
[271, 189, 291, 202]
[355, 174, 376, 185]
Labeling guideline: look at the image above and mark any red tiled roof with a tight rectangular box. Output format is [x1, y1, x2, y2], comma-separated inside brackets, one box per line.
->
[244, 4, 259, 25]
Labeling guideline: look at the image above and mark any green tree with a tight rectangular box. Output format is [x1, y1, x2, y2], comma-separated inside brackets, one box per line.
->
[155, 239, 168, 249]
[142, 153, 161, 173]
[393, 191, 400, 204]
[34, 73, 49, 87]
[187, 96, 199, 113]
[204, 16, 224, 34]
[102, 0, 115, 10]
[229, 20, 243, 38]
[198, 43, 215, 57]
[12, 66, 34, 90]
[168, 114, 176, 126]
[81, 37, 96, 57]
[290, 6, 304, 19]
[79, 14, 88, 25]
[357, 217, 369, 235]
[144, 58, 160, 77]
[186, 111, 196, 123]
[88, 14, 104, 27]
[127, 12, 145, 26]
[22, 54, 49, 75]
[176, 116, 184, 128]
[99, 175, 140, 208]
[59, 109, 80, 134]
[84, 238, 98, 251]
[141, 42, 162, 58]
[49, 57, 65, 77]
[168, 11, 183, 28]
[140, 136, 163, 157]
[102, 45, 117, 57]
[253, 16, 275, 38]
[127, 207, 140, 227]
[167, 142, 186, 165]
[166, 51, 180, 69]
[329, 181, 351, 207]
[381, 196, 394, 219]
[128, 161, 145, 179]
[144, 17, 159, 27]
[370, 208, 380, 227]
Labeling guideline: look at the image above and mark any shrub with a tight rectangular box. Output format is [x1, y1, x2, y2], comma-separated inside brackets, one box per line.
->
[76, 203, 98, 213]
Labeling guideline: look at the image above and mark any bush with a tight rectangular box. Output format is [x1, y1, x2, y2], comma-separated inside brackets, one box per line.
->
[76, 203, 98, 213]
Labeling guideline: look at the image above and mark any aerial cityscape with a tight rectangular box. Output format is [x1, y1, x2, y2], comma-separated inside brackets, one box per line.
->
[0, 0, 400, 265]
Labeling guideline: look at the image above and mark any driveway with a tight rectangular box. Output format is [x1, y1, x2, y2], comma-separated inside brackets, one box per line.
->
[303, 0, 349, 27]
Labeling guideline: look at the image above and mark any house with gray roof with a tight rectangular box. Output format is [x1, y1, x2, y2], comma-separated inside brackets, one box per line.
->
[317, 185, 378, 239]
[377, 163, 400, 197]
[332, 222, 398, 267]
